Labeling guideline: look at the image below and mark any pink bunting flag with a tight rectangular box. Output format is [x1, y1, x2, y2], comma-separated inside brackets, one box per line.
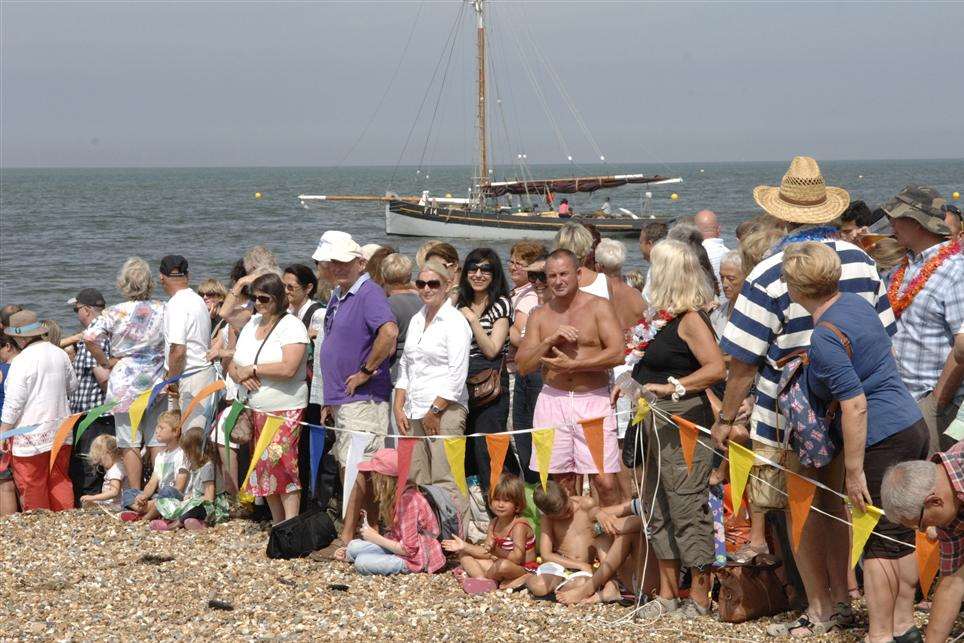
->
[394, 437, 416, 510]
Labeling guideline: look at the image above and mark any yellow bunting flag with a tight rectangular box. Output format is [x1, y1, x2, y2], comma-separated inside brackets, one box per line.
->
[728, 442, 755, 516]
[786, 473, 817, 552]
[632, 398, 650, 426]
[443, 437, 468, 497]
[532, 428, 555, 491]
[49, 414, 82, 471]
[485, 434, 510, 493]
[178, 380, 226, 429]
[578, 416, 606, 474]
[850, 504, 884, 568]
[671, 415, 699, 472]
[240, 415, 284, 492]
[916, 531, 940, 597]
[128, 390, 152, 444]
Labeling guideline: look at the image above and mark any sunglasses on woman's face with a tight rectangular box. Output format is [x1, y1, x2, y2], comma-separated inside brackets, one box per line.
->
[527, 271, 547, 284]
[253, 294, 273, 305]
[466, 262, 494, 274]
[199, 291, 221, 299]
[415, 279, 442, 290]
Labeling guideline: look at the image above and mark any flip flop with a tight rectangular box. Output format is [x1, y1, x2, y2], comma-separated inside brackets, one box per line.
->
[461, 578, 498, 595]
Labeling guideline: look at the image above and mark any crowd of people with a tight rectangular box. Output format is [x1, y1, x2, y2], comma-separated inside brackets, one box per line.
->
[1, 156, 962, 640]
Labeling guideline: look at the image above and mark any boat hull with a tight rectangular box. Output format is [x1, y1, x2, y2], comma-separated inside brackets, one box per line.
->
[385, 200, 665, 240]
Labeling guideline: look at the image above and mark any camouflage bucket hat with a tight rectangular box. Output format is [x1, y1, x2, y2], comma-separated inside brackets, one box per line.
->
[881, 184, 950, 236]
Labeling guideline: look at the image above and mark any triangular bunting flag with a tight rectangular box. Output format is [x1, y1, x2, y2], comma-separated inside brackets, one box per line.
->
[221, 400, 245, 468]
[178, 380, 225, 429]
[0, 425, 37, 441]
[786, 473, 817, 552]
[532, 428, 555, 491]
[850, 504, 884, 568]
[49, 414, 82, 471]
[915, 531, 940, 597]
[394, 437, 416, 510]
[128, 390, 152, 444]
[75, 401, 118, 444]
[485, 434, 510, 493]
[671, 415, 699, 472]
[443, 437, 468, 497]
[308, 425, 326, 497]
[342, 434, 369, 519]
[728, 442, 755, 516]
[578, 416, 606, 474]
[240, 415, 284, 492]
[632, 398, 650, 426]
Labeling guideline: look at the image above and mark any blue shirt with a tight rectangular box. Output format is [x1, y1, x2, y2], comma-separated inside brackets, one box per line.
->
[806, 294, 922, 447]
[720, 229, 895, 447]
[0, 362, 8, 414]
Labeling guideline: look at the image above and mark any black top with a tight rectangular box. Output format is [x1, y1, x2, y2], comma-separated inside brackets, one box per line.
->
[632, 313, 703, 385]
[469, 296, 512, 360]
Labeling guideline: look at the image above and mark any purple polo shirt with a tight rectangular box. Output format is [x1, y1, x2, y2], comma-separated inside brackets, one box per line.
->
[320, 273, 395, 405]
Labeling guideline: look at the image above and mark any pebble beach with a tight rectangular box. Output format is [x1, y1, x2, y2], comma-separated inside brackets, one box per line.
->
[5, 510, 950, 642]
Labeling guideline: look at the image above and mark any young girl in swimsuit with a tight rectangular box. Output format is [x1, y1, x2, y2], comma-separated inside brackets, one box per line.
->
[442, 474, 536, 590]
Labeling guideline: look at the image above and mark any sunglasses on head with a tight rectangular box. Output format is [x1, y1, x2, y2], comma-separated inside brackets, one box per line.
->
[415, 279, 442, 290]
[252, 294, 273, 304]
[466, 262, 494, 274]
[527, 271, 547, 283]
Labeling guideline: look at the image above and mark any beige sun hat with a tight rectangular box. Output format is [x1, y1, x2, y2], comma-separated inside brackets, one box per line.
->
[753, 156, 850, 224]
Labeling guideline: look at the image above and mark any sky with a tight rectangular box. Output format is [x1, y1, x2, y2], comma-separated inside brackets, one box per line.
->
[2, 1, 963, 168]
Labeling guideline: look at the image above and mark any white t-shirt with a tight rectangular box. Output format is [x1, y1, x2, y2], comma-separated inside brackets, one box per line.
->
[702, 237, 730, 283]
[153, 447, 185, 491]
[164, 288, 212, 370]
[100, 461, 131, 509]
[233, 313, 309, 411]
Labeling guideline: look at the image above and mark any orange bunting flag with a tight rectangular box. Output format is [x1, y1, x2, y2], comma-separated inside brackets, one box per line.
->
[240, 415, 283, 492]
[394, 437, 416, 510]
[579, 416, 606, 474]
[178, 379, 225, 429]
[49, 414, 82, 471]
[442, 437, 468, 497]
[916, 531, 940, 597]
[850, 504, 884, 568]
[671, 415, 699, 472]
[786, 473, 817, 552]
[485, 434, 510, 493]
[728, 442, 755, 516]
[532, 428, 555, 491]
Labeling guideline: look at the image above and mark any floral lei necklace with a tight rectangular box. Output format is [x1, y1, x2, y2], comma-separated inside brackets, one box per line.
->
[888, 240, 961, 318]
[624, 309, 676, 366]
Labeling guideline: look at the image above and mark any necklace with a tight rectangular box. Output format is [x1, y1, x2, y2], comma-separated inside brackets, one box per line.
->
[624, 309, 676, 367]
[887, 240, 961, 318]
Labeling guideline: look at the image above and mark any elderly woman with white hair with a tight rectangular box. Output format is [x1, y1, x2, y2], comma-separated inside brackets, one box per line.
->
[84, 256, 167, 491]
[710, 250, 745, 337]
[593, 238, 627, 279]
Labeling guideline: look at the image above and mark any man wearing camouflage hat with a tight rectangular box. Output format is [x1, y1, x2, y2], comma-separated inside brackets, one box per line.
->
[885, 184, 964, 453]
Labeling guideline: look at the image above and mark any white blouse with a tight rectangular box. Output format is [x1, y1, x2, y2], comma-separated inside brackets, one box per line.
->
[395, 300, 472, 418]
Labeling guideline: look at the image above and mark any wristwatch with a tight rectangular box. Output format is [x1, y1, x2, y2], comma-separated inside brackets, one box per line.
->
[717, 410, 736, 425]
[429, 404, 444, 416]
[359, 364, 375, 376]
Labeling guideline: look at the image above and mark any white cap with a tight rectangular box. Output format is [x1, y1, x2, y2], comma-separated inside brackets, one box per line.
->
[312, 230, 353, 262]
[360, 243, 382, 261]
[326, 236, 364, 263]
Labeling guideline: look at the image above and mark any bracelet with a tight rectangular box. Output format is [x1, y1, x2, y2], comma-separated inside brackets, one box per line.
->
[667, 376, 686, 401]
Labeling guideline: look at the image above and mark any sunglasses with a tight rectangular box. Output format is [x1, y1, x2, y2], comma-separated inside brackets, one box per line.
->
[199, 291, 222, 299]
[253, 294, 273, 305]
[466, 263, 494, 274]
[527, 271, 547, 284]
[73, 305, 83, 313]
[415, 279, 442, 290]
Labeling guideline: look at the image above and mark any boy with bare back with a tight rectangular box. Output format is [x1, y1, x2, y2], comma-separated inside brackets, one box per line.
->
[516, 249, 626, 505]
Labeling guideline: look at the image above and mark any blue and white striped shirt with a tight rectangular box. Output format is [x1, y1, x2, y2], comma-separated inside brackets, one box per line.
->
[720, 236, 895, 447]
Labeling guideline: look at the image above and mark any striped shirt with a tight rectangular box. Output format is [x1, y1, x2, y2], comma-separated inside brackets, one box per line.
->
[720, 234, 895, 447]
[891, 240, 964, 401]
[468, 295, 512, 359]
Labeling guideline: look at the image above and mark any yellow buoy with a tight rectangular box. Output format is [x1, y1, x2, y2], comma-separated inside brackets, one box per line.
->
[670, 193, 679, 201]
[445, 193, 452, 198]
[953, 191, 960, 200]
[254, 192, 262, 199]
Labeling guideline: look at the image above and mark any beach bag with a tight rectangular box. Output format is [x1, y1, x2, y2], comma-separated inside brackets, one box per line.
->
[418, 484, 462, 541]
[716, 554, 791, 623]
[467, 361, 503, 408]
[266, 507, 337, 559]
[775, 320, 851, 469]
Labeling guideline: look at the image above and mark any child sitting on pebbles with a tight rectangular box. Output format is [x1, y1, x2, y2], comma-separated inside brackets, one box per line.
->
[121, 411, 187, 522]
[335, 448, 445, 576]
[79, 435, 130, 511]
[151, 427, 230, 531]
[442, 474, 536, 592]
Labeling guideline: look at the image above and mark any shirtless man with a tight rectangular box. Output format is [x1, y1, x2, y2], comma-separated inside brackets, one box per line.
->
[517, 249, 625, 505]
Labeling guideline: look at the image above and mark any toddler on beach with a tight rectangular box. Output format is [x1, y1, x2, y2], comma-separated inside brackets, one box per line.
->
[443, 474, 536, 592]
[79, 435, 130, 511]
[151, 427, 230, 531]
[121, 411, 187, 522]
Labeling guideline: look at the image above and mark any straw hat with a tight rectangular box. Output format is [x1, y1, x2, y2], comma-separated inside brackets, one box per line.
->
[753, 156, 850, 224]
[3, 310, 46, 337]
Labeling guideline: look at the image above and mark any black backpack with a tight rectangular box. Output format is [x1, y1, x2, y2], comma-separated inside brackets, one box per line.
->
[417, 484, 462, 541]
[266, 507, 337, 559]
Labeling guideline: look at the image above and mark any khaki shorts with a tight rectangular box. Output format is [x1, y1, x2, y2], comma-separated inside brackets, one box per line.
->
[332, 400, 390, 466]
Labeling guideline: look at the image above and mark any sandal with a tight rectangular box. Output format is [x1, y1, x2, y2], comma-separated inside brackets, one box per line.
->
[834, 601, 857, 628]
[766, 614, 838, 637]
[727, 543, 770, 564]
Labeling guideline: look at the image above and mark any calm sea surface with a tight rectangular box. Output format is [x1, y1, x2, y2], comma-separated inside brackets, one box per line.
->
[1, 160, 961, 328]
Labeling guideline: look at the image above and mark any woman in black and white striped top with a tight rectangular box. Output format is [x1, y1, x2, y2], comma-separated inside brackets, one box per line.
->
[457, 248, 518, 495]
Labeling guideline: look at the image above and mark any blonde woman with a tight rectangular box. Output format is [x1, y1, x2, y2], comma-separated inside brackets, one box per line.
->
[84, 257, 167, 490]
[616, 239, 725, 619]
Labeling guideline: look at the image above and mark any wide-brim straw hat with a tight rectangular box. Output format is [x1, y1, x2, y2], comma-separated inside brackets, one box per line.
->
[753, 156, 850, 225]
[4, 310, 46, 337]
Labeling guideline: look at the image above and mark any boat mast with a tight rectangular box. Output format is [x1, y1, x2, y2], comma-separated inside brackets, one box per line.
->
[474, 0, 488, 193]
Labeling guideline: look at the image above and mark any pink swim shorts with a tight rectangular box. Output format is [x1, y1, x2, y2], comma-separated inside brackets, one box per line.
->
[528, 385, 621, 475]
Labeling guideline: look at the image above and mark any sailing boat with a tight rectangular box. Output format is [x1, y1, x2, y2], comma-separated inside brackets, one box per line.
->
[299, 0, 681, 240]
